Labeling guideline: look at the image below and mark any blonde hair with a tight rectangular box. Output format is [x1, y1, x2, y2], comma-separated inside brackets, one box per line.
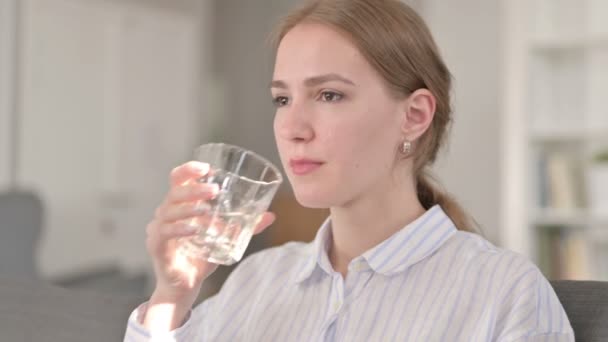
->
[272, 0, 482, 234]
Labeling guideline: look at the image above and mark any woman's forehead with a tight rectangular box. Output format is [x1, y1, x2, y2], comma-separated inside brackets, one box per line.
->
[273, 23, 370, 80]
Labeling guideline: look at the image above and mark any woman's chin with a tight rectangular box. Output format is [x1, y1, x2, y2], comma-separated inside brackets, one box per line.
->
[292, 187, 333, 209]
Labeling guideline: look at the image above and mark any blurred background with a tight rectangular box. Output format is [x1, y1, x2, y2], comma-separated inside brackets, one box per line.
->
[0, 0, 606, 307]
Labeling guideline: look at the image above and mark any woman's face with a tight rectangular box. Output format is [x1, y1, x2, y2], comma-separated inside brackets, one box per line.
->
[272, 22, 406, 208]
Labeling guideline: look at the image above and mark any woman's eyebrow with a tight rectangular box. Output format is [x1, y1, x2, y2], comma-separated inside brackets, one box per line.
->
[270, 73, 356, 89]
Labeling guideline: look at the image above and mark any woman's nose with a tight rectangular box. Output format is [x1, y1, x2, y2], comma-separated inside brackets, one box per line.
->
[276, 102, 315, 142]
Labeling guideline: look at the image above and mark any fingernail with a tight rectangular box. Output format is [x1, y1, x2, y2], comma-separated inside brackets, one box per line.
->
[199, 185, 219, 199]
[267, 212, 276, 223]
[209, 184, 220, 195]
[194, 201, 210, 214]
[183, 223, 198, 233]
[192, 162, 209, 173]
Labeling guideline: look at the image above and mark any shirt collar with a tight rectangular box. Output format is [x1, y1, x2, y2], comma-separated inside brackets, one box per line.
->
[293, 216, 333, 283]
[294, 205, 457, 283]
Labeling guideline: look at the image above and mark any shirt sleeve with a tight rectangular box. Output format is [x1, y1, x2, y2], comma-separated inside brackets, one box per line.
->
[504, 332, 574, 342]
[123, 298, 212, 341]
[494, 262, 575, 342]
[121, 246, 287, 341]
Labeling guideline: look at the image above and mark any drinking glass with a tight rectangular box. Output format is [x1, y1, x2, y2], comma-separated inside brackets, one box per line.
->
[178, 143, 283, 265]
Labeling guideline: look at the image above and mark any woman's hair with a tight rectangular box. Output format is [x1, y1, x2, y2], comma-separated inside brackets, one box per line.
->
[271, 0, 482, 235]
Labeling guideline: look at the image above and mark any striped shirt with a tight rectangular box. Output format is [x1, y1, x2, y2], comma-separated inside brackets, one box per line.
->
[124, 205, 574, 341]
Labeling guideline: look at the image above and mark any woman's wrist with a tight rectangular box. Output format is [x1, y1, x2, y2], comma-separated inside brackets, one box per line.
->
[150, 285, 199, 306]
[143, 288, 199, 331]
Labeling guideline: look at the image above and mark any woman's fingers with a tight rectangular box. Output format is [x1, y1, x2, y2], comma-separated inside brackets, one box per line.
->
[169, 161, 210, 186]
[165, 183, 219, 204]
[156, 201, 212, 223]
[158, 220, 199, 240]
[253, 212, 276, 235]
[151, 210, 274, 243]
[145, 219, 199, 254]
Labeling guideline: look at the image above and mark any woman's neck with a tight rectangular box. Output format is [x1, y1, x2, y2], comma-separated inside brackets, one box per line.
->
[328, 175, 425, 278]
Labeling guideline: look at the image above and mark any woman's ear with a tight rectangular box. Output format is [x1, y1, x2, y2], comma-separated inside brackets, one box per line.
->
[400, 88, 436, 140]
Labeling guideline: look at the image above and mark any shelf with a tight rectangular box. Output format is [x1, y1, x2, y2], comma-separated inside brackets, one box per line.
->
[503, 0, 608, 281]
[529, 127, 608, 142]
[532, 208, 608, 227]
[530, 35, 608, 52]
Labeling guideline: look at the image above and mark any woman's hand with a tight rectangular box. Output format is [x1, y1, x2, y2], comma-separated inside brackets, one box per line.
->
[143, 161, 275, 330]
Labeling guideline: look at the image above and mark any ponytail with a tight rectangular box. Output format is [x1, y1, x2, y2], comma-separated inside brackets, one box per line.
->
[416, 169, 483, 236]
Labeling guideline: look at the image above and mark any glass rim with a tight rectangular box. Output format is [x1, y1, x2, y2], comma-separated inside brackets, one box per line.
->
[195, 142, 284, 186]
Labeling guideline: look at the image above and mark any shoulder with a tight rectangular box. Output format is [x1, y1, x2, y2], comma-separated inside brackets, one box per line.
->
[439, 230, 549, 305]
[443, 230, 539, 275]
[444, 232, 573, 340]
[436, 230, 530, 280]
[492, 258, 573, 340]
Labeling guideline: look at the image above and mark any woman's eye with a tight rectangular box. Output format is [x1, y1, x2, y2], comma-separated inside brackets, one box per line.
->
[272, 96, 289, 107]
[320, 91, 343, 102]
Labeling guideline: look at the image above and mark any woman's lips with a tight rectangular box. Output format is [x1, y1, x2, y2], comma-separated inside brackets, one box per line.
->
[289, 159, 323, 175]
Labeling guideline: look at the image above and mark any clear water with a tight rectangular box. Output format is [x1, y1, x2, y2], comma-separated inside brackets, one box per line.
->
[180, 211, 258, 265]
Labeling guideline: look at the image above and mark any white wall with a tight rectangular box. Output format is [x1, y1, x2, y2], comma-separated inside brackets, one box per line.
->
[0, 0, 17, 189]
[212, 0, 299, 171]
[10, 0, 206, 278]
[423, 0, 502, 244]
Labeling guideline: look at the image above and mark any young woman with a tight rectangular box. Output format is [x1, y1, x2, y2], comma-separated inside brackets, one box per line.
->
[124, 0, 574, 340]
